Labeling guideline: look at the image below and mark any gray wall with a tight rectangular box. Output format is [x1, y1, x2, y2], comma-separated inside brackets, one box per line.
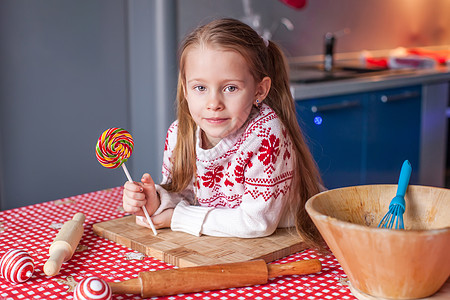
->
[0, 0, 176, 210]
[0, 0, 130, 210]
[1, 0, 450, 210]
[127, 0, 177, 186]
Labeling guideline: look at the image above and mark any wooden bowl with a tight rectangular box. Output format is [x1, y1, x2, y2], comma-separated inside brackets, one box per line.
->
[305, 185, 450, 299]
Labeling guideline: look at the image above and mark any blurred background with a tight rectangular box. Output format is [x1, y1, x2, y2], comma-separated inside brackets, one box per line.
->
[1, 0, 449, 209]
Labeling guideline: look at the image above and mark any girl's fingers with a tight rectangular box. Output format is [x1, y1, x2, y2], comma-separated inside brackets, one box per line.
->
[141, 173, 155, 186]
[123, 204, 144, 215]
[123, 188, 146, 201]
[124, 197, 146, 208]
[124, 181, 144, 193]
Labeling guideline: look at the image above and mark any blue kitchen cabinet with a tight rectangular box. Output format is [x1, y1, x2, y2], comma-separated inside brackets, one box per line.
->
[366, 86, 421, 184]
[295, 85, 421, 189]
[295, 93, 366, 188]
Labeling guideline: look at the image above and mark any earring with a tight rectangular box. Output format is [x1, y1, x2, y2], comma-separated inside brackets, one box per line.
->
[255, 99, 260, 107]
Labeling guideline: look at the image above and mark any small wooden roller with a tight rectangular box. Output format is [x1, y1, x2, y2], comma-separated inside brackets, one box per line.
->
[44, 213, 86, 276]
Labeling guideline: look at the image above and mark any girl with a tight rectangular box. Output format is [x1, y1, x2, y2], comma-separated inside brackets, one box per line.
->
[123, 18, 323, 246]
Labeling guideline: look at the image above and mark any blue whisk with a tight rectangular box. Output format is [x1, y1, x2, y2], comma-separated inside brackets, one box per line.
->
[378, 160, 412, 230]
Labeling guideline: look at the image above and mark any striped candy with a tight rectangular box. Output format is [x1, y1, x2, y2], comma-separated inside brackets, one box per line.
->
[0, 249, 34, 283]
[95, 128, 134, 169]
[74, 277, 112, 300]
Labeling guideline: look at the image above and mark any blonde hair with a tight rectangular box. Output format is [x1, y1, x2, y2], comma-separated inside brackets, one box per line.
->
[162, 18, 324, 248]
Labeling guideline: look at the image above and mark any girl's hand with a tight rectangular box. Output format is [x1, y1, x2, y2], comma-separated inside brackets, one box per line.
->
[135, 208, 173, 229]
[152, 209, 174, 229]
[122, 173, 160, 216]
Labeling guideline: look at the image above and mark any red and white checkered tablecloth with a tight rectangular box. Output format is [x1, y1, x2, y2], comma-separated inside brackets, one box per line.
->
[0, 187, 356, 300]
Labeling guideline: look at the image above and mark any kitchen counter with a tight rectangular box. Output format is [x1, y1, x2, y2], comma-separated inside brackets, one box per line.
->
[290, 65, 450, 100]
[290, 62, 450, 188]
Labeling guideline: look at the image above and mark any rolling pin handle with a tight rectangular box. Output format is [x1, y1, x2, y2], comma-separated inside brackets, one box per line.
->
[267, 259, 322, 278]
[73, 213, 86, 223]
[108, 278, 142, 295]
[43, 246, 71, 276]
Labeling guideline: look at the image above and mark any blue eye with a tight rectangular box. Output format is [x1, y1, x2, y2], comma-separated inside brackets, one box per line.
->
[314, 116, 323, 125]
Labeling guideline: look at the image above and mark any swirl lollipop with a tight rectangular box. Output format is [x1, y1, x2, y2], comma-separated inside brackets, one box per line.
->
[95, 128, 157, 235]
[96, 127, 133, 170]
[74, 277, 112, 300]
[0, 249, 34, 283]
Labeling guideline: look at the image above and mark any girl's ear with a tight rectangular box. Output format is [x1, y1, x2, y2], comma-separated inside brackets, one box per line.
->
[255, 76, 271, 104]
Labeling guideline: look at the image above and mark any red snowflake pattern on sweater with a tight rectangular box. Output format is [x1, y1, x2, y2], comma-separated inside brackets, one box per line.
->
[201, 165, 224, 189]
[258, 134, 280, 166]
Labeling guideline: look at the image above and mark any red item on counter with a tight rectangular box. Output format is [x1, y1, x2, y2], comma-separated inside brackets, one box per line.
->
[407, 48, 450, 65]
[365, 57, 389, 68]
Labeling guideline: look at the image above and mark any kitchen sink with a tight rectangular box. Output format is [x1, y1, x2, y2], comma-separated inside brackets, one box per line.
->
[338, 66, 387, 73]
[291, 72, 356, 84]
[290, 64, 391, 84]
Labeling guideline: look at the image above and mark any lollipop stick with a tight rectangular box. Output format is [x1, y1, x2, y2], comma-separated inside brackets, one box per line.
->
[122, 163, 133, 182]
[122, 163, 158, 236]
[140, 204, 158, 235]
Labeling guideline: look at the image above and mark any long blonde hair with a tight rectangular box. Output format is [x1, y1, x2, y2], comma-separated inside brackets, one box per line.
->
[162, 18, 324, 248]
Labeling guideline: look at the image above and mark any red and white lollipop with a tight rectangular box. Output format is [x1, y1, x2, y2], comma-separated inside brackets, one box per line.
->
[74, 277, 112, 300]
[0, 249, 34, 283]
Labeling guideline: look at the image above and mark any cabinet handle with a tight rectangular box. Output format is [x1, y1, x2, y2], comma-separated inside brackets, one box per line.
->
[311, 100, 360, 113]
[380, 91, 420, 103]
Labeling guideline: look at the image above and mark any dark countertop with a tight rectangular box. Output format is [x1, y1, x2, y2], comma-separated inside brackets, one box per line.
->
[290, 65, 450, 100]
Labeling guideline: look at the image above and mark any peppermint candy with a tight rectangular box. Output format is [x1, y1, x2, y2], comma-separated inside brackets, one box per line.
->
[74, 277, 112, 300]
[0, 249, 34, 283]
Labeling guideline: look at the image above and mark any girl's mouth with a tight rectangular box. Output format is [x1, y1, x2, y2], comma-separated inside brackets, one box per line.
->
[204, 118, 228, 124]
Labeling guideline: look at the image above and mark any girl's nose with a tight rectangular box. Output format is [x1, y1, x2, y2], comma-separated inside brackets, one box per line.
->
[206, 97, 224, 111]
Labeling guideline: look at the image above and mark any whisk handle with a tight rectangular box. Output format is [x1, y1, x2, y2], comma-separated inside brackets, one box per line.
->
[396, 160, 412, 197]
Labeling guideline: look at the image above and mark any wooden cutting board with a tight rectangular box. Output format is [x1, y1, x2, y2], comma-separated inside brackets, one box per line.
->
[93, 215, 307, 267]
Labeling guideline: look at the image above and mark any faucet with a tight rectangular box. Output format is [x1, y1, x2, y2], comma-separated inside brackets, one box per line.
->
[323, 28, 350, 72]
[323, 32, 335, 72]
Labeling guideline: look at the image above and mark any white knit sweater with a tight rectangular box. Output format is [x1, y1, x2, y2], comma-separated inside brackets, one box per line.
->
[153, 104, 295, 238]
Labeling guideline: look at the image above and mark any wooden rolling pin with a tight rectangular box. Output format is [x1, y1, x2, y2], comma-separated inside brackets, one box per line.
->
[43, 213, 85, 276]
[109, 258, 321, 297]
